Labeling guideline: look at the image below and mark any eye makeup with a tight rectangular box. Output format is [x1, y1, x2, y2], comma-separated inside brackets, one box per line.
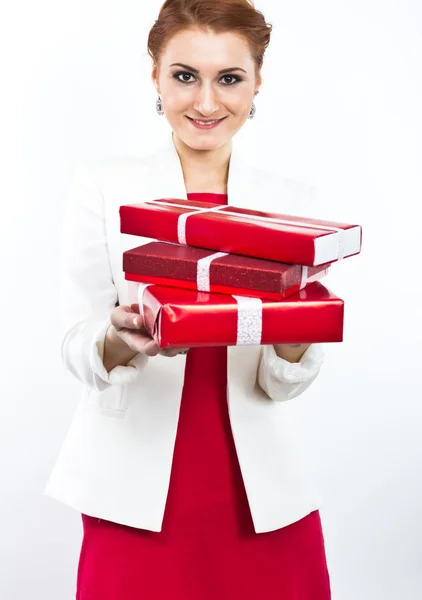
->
[172, 71, 243, 85]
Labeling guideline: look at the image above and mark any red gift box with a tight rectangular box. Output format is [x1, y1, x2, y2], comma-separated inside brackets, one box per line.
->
[127, 280, 344, 349]
[120, 198, 362, 267]
[123, 241, 330, 301]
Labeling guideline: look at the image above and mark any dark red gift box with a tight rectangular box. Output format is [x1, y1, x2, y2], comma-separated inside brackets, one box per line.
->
[120, 197, 362, 267]
[127, 280, 344, 349]
[123, 241, 330, 301]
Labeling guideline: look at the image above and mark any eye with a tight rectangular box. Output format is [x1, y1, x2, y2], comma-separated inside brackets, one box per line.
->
[221, 75, 241, 85]
[173, 71, 242, 85]
[174, 72, 196, 84]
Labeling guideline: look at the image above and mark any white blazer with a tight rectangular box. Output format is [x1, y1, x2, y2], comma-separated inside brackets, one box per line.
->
[44, 131, 326, 534]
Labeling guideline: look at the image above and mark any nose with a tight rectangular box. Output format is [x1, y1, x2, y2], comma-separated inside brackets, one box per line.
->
[193, 82, 220, 117]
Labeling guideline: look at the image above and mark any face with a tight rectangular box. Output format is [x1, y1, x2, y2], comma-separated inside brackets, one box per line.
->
[151, 27, 261, 151]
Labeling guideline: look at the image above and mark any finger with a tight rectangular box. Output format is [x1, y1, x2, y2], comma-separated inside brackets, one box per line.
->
[116, 327, 151, 346]
[141, 340, 161, 357]
[158, 347, 189, 358]
[158, 348, 180, 358]
[111, 306, 145, 331]
[116, 328, 160, 356]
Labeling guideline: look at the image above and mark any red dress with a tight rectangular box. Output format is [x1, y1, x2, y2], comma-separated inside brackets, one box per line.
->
[76, 192, 331, 600]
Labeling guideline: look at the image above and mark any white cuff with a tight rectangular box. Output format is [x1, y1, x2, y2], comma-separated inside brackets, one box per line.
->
[265, 343, 325, 383]
[258, 343, 325, 402]
[89, 316, 149, 391]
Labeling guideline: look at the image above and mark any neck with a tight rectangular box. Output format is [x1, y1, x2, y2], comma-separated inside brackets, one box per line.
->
[172, 131, 232, 178]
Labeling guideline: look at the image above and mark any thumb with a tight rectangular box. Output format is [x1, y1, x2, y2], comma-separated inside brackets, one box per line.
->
[130, 303, 140, 314]
[112, 305, 144, 331]
[128, 304, 144, 328]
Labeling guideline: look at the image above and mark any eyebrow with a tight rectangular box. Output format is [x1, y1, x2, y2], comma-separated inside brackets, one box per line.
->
[169, 62, 247, 75]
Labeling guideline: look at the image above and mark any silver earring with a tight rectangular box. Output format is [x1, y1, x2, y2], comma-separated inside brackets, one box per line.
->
[248, 102, 256, 119]
[156, 94, 164, 116]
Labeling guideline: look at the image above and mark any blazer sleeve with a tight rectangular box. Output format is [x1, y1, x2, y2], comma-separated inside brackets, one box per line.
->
[59, 162, 149, 392]
[257, 344, 325, 402]
[255, 171, 328, 401]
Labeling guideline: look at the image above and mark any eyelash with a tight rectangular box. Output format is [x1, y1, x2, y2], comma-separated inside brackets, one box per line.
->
[173, 71, 242, 86]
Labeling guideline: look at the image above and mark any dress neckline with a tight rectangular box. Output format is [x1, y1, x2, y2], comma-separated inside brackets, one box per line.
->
[187, 192, 228, 197]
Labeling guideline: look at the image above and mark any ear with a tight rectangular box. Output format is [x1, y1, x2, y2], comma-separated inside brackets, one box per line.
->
[151, 65, 160, 94]
[255, 71, 263, 91]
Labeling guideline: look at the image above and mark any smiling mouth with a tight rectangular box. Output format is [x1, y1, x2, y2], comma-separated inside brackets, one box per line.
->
[187, 116, 227, 124]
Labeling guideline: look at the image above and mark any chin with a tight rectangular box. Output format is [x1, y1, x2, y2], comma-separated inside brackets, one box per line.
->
[186, 130, 233, 151]
[172, 120, 231, 148]
[187, 137, 221, 149]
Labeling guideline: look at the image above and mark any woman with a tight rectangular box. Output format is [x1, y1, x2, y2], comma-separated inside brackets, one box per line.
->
[45, 0, 331, 598]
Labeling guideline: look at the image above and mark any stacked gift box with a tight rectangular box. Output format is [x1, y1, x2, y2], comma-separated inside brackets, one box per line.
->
[119, 197, 362, 349]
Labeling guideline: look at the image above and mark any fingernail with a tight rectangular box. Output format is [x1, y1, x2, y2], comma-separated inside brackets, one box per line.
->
[133, 316, 139, 327]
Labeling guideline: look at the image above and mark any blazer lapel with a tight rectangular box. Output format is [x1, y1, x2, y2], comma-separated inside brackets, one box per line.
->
[140, 133, 188, 202]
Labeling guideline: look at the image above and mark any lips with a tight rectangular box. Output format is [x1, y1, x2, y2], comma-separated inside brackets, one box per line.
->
[187, 116, 226, 124]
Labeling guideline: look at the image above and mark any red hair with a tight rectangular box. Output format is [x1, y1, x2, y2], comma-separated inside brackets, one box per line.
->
[147, 0, 273, 78]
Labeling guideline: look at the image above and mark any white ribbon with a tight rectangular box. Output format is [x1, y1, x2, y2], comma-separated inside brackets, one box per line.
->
[196, 251, 229, 292]
[137, 282, 153, 323]
[177, 205, 224, 245]
[146, 199, 347, 260]
[232, 295, 263, 345]
[299, 266, 309, 290]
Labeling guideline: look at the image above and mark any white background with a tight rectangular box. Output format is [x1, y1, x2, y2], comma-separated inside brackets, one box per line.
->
[0, 0, 421, 598]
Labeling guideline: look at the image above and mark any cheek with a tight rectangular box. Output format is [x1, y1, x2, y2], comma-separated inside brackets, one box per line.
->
[167, 96, 186, 112]
[224, 93, 253, 114]
[160, 85, 188, 109]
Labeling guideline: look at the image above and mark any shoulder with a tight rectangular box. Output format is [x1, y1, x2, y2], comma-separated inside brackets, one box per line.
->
[70, 154, 152, 188]
[64, 155, 154, 218]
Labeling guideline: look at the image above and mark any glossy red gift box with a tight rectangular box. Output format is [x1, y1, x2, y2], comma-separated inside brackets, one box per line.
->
[123, 241, 330, 301]
[127, 280, 344, 349]
[120, 198, 362, 267]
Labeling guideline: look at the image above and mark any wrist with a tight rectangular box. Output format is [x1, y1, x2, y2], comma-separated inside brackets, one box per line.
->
[106, 324, 143, 356]
[103, 324, 139, 372]
[273, 343, 311, 363]
[106, 324, 128, 349]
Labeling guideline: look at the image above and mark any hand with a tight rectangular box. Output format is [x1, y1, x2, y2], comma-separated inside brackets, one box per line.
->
[109, 304, 189, 358]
